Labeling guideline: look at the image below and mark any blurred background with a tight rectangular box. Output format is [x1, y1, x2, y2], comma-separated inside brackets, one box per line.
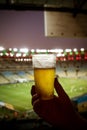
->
[0, 0, 87, 129]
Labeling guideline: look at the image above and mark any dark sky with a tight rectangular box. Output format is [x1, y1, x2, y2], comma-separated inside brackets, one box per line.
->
[0, 10, 87, 50]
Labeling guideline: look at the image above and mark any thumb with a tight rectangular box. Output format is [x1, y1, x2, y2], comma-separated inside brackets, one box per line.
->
[31, 85, 36, 96]
[54, 78, 68, 98]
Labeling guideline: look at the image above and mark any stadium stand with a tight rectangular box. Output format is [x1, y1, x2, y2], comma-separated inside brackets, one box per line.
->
[0, 74, 9, 84]
[56, 60, 87, 78]
[0, 56, 87, 84]
[0, 57, 33, 84]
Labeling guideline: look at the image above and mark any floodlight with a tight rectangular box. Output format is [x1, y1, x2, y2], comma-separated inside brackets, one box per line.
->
[13, 48, 18, 52]
[20, 48, 29, 53]
[0, 46, 4, 51]
[80, 48, 84, 51]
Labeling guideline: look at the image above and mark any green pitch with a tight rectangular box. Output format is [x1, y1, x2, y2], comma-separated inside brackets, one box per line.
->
[0, 82, 34, 112]
[58, 78, 87, 98]
[0, 78, 87, 112]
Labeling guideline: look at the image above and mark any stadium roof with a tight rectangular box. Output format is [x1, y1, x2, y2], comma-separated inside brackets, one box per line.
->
[0, 0, 87, 15]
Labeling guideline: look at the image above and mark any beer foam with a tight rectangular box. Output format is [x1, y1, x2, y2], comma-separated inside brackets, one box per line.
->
[32, 54, 56, 68]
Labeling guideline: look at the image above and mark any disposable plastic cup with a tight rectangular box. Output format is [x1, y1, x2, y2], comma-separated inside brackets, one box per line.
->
[32, 54, 56, 100]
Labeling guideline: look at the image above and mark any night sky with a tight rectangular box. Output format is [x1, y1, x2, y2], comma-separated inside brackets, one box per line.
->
[0, 10, 87, 50]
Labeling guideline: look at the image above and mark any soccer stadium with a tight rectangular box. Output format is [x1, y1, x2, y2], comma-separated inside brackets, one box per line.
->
[0, 0, 87, 129]
[0, 47, 87, 126]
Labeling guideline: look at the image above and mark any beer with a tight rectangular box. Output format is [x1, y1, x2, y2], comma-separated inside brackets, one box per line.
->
[32, 54, 56, 100]
[34, 67, 55, 100]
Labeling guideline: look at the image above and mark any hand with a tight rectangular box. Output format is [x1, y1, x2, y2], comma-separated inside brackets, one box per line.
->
[31, 78, 87, 129]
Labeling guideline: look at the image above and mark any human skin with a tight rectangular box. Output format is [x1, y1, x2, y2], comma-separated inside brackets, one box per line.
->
[31, 78, 87, 129]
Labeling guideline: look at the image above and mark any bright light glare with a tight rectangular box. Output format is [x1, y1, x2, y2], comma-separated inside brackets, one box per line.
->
[20, 48, 29, 53]
[31, 49, 35, 53]
[9, 48, 12, 51]
[0, 53, 3, 56]
[36, 49, 47, 53]
[80, 48, 84, 51]
[48, 49, 63, 53]
[16, 53, 21, 57]
[23, 53, 27, 57]
[54, 49, 63, 53]
[13, 48, 18, 52]
[65, 49, 72, 52]
[10, 53, 14, 57]
[0, 46, 4, 51]
[57, 53, 64, 57]
[73, 48, 77, 52]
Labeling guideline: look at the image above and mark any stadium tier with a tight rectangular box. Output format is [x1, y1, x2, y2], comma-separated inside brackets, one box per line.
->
[0, 60, 87, 84]
[0, 49, 87, 84]
[0, 49, 86, 89]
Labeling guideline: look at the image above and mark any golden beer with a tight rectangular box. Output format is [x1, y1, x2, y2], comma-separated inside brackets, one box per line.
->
[34, 67, 55, 100]
[32, 54, 56, 100]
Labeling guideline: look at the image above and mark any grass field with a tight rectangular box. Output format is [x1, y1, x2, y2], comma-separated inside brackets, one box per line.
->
[0, 77, 87, 112]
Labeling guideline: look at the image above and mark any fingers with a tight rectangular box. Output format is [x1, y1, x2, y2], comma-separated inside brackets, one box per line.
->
[32, 93, 39, 105]
[54, 78, 68, 98]
[31, 86, 41, 115]
[32, 97, 42, 116]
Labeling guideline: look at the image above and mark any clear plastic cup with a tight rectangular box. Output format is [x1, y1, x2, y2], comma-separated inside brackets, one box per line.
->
[32, 54, 56, 100]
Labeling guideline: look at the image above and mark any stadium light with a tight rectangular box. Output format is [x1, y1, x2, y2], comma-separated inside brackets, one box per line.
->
[23, 53, 27, 57]
[0, 46, 5, 51]
[16, 53, 21, 57]
[20, 58, 23, 61]
[36, 49, 40, 53]
[0, 52, 3, 56]
[10, 53, 14, 57]
[65, 49, 72, 52]
[47, 49, 63, 53]
[20, 48, 29, 53]
[53, 49, 63, 53]
[80, 48, 84, 51]
[13, 48, 18, 52]
[57, 53, 63, 57]
[9, 48, 12, 51]
[73, 48, 77, 52]
[36, 49, 47, 53]
[31, 49, 35, 53]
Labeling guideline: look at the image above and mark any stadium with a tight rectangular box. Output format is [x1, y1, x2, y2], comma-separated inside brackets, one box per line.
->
[0, 47, 87, 124]
[0, 0, 87, 129]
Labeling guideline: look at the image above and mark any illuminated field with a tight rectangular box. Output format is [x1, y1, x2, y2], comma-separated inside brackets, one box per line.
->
[0, 77, 87, 112]
[58, 78, 87, 98]
[0, 82, 34, 112]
